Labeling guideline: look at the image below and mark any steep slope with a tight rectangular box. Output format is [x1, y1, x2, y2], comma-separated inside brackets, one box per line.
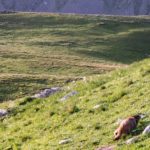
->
[0, 0, 150, 15]
[0, 58, 150, 150]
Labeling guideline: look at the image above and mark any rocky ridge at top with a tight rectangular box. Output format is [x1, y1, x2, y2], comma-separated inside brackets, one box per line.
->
[0, 0, 150, 15]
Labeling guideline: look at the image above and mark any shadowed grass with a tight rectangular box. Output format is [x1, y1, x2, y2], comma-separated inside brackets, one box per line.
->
[0, 13, 150, 101]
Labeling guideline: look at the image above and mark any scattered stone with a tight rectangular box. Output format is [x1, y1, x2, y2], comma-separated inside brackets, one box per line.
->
[93, 105, 100, 109]
[96, 145, 115, 150]
[60, 91, 78, 102]
[59, 138, 72, 145]
[115, 118, 123, 125]
[0, 109, 8, 117]
[142, 124, 150, 135]
[139, 114, 146, 119]
[66, 86, 71, 90]
[82, 76, 87, 82]
[126, 136, 139, 145]
[32, 87, 61, 98]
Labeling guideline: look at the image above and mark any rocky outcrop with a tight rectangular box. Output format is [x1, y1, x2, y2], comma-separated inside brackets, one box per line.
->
[143, 124, 150, 134]
[31, 87, 61, 99]
[126, 136, 139, 145]
[0, 109, 8, 117]
[0, 0, 150, 15]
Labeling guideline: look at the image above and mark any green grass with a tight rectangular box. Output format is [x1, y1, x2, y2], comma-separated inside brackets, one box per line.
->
[0, 13, 150, 149]
[0, 13, 150, 101]
[0, 58, 149, 150]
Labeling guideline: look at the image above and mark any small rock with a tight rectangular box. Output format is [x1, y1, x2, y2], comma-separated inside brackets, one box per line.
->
[32, 87, 61, 98]
[0, 109, 8, 117]
[93, 105, 100, 109]
[82, 76, 87, 82]
[126, 136, 139, 145]
[96, 145, 115, 150]
[115, 118, 123, 125]
[139, 114, 146, 119]
[60, 91, 78, 102]
[143, 124, 150, 135]
[59, 138, 72, 145]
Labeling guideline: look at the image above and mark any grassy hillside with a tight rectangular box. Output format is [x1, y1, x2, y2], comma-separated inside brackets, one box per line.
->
[0, 58, 149, 150]
[0, 13, 150, 150]
[0, 13, 150, 101]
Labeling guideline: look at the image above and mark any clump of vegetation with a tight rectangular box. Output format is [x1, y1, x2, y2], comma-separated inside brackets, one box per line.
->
[107, 88, 127, 102]
[19, 97, 34, 105]
[64, 103, 80, 114]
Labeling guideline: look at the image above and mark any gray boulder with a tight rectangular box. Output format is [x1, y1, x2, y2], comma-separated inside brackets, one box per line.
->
[126, 136, 139, 145]
[0, 109, 8, 117]
[59, 138, 72, 144]
[143, 124, 150, 135]
[60, 91, 78, 102]
[32, 87, 61, 98]
[96, 145, 115, 150]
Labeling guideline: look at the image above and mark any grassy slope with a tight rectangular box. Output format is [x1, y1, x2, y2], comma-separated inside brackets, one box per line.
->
[0, 13, 150, 149]
[0, 58, 150, 150]
[0, 13, 150, 101]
